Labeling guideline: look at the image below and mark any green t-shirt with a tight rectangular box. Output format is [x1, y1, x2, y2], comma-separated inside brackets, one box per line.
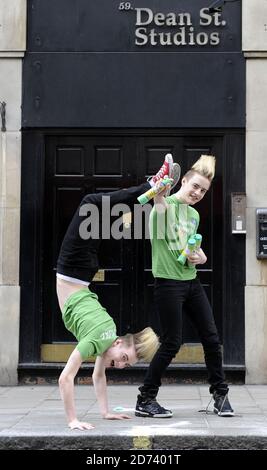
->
[150, 195, 200, 280]
[62, 288, 117, 360]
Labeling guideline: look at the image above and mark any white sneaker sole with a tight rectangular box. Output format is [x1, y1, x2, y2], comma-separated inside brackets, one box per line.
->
[214, 407, 235, 417]
[165, 162, 181, 196]
[135, 410, 173, 418]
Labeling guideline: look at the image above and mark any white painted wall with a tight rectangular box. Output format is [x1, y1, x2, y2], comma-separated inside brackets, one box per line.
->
[0, 0, 26, 385]
[243, 0, 267, 383]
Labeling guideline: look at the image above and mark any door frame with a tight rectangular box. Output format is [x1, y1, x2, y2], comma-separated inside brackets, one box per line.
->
[19, 128, 245, 366]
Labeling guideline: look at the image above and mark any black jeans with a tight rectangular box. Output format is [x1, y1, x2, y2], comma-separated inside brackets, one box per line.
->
[140, 278, 228, 398]
[57, 182, 150, 282]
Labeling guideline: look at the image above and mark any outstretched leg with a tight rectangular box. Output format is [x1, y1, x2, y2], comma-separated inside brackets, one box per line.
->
[57, 182, 150, 283]
[57, 154, 176, 283]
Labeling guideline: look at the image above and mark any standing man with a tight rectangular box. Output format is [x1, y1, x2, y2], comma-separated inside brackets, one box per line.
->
[135, 155, 234, 418]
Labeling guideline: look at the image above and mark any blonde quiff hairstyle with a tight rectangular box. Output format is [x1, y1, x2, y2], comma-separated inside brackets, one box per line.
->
[120, 327, 160, 362]
[185, 155, 216, 182]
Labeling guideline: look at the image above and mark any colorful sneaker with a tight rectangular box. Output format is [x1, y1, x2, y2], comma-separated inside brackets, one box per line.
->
[150, 153, 174, 185]
[135, 395, 173, 418]
[213, 392, 234, 417]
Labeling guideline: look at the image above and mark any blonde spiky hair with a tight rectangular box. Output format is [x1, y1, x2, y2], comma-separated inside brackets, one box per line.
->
[121, 327, 160, 362]
[190, 154, 216, 181]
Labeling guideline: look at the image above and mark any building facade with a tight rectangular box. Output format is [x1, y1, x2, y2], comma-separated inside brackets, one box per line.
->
[0, 0, 266, 385]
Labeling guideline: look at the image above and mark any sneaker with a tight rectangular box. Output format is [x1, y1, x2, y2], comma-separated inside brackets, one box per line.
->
[151, 153, 174, 184]
[135, 396, 173, 418]
[165, 162, 181, 196]
[213, 392, 234, 417]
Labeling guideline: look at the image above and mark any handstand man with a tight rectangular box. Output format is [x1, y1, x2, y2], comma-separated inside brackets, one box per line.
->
[56, 155, 179, 429]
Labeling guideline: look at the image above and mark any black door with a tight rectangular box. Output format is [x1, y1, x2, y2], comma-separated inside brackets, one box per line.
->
[134, 136, 223, 347]
[43, 135, 139, 348]
[41, 133, 224, 362]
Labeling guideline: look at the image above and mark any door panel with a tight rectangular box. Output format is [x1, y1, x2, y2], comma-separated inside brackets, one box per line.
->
[134, 137, 181, 335]
[135, 137, 223, 345]
[43, 136, 137, 349]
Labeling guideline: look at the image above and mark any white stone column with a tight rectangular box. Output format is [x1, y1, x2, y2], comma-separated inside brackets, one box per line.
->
[243, 0, 267, 383]
[0, 0, 26, 385]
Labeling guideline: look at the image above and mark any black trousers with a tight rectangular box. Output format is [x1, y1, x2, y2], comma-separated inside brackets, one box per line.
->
[139, 278, 228, 398]
[57, 182, 150, 282]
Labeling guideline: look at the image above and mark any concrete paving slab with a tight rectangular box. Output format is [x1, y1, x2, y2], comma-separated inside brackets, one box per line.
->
[0, 385, 267, 450]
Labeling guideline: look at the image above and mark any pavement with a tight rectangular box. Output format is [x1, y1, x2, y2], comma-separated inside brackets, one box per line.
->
[1, 384, 267, 451]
